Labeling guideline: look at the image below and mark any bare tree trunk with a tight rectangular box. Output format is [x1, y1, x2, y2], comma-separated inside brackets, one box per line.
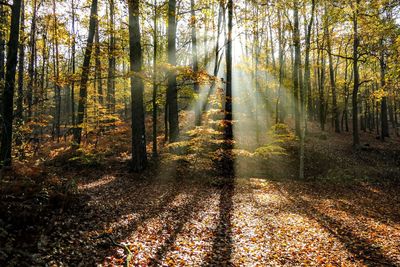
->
[0, 0, 23, 167]
[27, 0, 37, 120]
[52, 0, 61, 142]
[71, 0, 76, 126]
[107, 0, 116, 115]
[324, 3, 340, 133]
[224, 0, 233, 141]
[73, 0, 98, 145]
[352, 0, 360, 147]
[95, 12, 103, 107]
[191, 0, 201, 126]
[152, 0, 158, 157]
[128, 0, 147, 171]
[293, 0, 301, 137]
[16, 0, 25, 122]
[167, 0, 179, 142]
[380, 39, 389, 140]
[0, 4, 5, 111]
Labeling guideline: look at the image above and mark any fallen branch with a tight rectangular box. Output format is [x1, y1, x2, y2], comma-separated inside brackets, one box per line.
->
[92, 233, 133, 267]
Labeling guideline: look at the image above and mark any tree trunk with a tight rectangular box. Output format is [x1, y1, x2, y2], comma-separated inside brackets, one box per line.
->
[0, 0, 23, 167]
[128, 0, 147, 172]
[224, 0, 233, 141]
[303, 0, 315, 128]
[276, 10, 285, 124]
[380, 40, 389, 140]
[352, 0, 360, 147]
[324, 4, 340, 133]
[73, 0, 98, 145]
[191, 0, 201, 126]
[152, 0, 158, 157]
[167, 0, 179, 142]
[16, 0, 25, 122]
[52, 0, 61, 142]
[0, 4, 5, 111]
[95, 13, 103, 107]
[107, 0, 116, 115]
[71, 0, 76, 126]
[293, 0, 301, 137]
[27, 0, 37, 120]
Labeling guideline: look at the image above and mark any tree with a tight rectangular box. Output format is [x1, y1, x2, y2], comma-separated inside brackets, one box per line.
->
[73, 0, 98, 145]
[191, 0, 200, 126]
[167, 0, 179, 142]
[107, 0, 116, 114]
[224, 0, 233, 141]
[352, 0, 361, 147]
[0, 0, 23, 167]
[324, 2, 340, 133]
[128, 0, 147, 171]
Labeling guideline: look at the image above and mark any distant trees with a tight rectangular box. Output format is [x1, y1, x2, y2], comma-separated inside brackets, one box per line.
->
[0, 0, 400, 170]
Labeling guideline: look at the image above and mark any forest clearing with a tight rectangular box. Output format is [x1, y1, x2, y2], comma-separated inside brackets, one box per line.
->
[1, 0, 400, 266]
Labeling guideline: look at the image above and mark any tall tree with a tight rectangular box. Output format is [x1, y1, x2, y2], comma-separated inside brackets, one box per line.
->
[0, 4, 5, 103]
[16, 0, 25, 121]
[0, 0, 23, 167]
[52, 0, 61, 141]
[107, 0, 116, 114]
[73, 0, 98, 145]
[293, 0, 301, 136]
[27, 0, 37, 120]
[352, 0, 361, 147]
[152, 0, 158, 157]
[71, 0, 76, 126]
[167, 0, 179, 142]
[191, 0, 201, 126]
[324, 3, 340, 133]
[128, 0, 147, 171]
[304, 0, 315, 125]
[224, 0, 233, 141]
[380, 38, 389, 140]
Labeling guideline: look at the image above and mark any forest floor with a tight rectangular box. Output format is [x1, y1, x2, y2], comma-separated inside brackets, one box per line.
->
[1, 123, 400, 266]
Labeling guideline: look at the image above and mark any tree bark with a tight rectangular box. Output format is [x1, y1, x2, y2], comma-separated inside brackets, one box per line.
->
[324, 4, 340, 133]
[16, 0, 25, 122]
[107, 0, 116, 115]
[0, 0, 23, 167]
[224, 0, 233, 141]
[128, 0, 147, 171]
[293, 0, 301, 136]
[152, 0, 158, 157]
[27, 0, 37, 120]
[73, 0, 98, 145]
[380, 39, 389, 140]
[191, 0, 201, 126]
[352, 0, 360, 147]
[167, 0, 179, 142]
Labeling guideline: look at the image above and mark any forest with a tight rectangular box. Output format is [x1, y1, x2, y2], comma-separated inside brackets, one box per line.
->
[0, 0, 400, 266]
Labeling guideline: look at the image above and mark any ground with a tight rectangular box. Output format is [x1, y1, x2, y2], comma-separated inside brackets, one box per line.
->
[0, 123, 399, 266]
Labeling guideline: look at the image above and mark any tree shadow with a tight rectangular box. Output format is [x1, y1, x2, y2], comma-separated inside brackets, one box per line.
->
[147, 190, 204, 266]
[204, 143, 235, 266]
[280, 182, 399, 266]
